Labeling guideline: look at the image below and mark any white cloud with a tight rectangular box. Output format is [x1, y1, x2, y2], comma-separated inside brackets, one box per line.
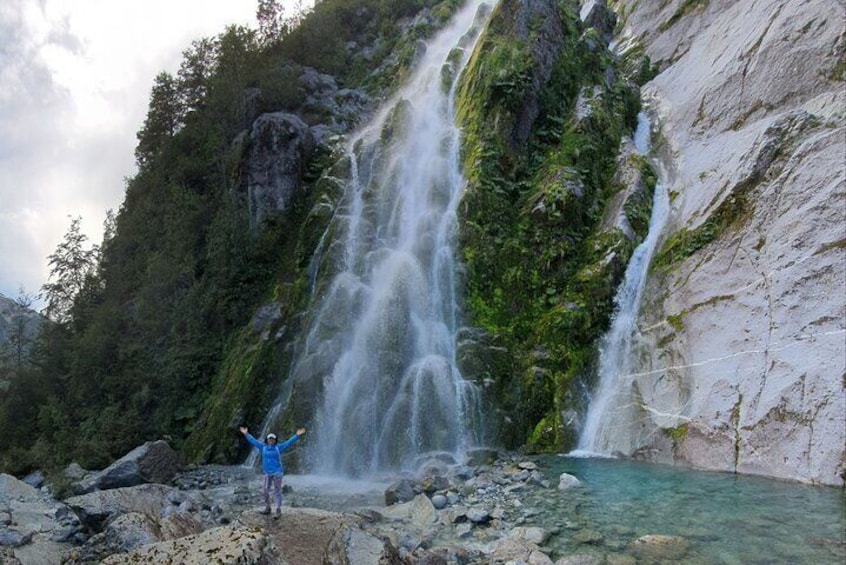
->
[0, 0, 260, 306]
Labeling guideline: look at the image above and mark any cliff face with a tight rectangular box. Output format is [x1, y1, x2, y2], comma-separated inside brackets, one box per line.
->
[605, 0, 845, 485]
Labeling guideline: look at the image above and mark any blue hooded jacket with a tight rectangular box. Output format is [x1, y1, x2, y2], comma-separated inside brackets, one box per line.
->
[244, 432, 299, 475]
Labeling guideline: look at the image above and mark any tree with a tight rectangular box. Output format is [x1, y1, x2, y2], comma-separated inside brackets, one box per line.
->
[6, 289, 37, 373]
[40, 217, 99, 325]
[178, 37, 219, 115]
[135, 72, 183, 168]
[257, 0, 287, 46]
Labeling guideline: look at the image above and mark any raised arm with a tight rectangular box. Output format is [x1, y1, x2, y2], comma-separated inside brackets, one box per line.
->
[239, 426, 263, 450]
[278, 427, 306, 452]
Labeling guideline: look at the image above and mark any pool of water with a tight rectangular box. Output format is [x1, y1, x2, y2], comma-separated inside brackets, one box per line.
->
[520, 455, 845, 564]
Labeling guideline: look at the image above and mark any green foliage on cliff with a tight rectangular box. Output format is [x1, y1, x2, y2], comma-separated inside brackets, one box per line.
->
[658, 0, 710, 33]
[652, 176, 753, 269]
[0, 0, 460, 475]
[455, 0, 644, 451]
[0, 0, 654, 473]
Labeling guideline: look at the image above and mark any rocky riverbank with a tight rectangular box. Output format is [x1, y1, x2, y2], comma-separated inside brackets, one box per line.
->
[0, 441, 705, 564]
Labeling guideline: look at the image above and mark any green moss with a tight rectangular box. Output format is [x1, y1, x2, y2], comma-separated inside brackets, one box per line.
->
[728, 101, 773, 131]
[658, 0, 709, 33]
[666, 310, 686, 331]
[527, 412, 559, 452]
[653, 174, 759, 269]
[454, 0, 645, 452]
[814, 238, 846, 255]
[731, 393, 743, 469]
[829, 52, 846, 81]
[622, 156, 656, 239]
[664, 422, 688, 443]
[183, 333, 278, 463]
[619, 43, 660, 86]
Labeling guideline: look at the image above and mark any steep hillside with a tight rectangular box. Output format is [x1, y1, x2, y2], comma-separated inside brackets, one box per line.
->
[604, 0, 845, 485]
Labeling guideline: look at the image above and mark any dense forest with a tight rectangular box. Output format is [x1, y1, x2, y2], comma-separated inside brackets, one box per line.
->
[0, 0, 654, 479]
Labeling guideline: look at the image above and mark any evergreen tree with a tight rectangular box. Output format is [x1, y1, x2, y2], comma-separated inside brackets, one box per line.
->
[135, 72, 183, 168]
[39, 217, 99, 325]
[178, 37, 218, 115]
[256, 0, 286, 46]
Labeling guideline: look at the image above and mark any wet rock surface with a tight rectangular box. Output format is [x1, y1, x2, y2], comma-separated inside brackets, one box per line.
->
[0, 454, 594, 564]
[4, 448, 845, 564]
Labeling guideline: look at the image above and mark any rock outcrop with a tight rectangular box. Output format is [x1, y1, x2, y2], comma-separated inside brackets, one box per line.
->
[241, 112, 315, 229]
[602, 0, 845, 485]
[72, 440, 182, 495]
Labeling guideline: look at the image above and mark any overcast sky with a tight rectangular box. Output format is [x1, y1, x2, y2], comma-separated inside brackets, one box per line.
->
[0, 0, 263, 307]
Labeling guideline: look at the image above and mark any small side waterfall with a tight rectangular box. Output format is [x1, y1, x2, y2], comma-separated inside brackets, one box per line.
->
[576, 112, 669, 455]
[261, 1, 495, 477]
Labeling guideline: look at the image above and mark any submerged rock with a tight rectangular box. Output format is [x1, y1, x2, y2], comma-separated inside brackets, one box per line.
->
[628, 534, 691, 561]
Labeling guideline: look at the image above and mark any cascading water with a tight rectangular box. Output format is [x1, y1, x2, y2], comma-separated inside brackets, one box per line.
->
[576, 112, 670, 456]
[260, 1, 496, 477]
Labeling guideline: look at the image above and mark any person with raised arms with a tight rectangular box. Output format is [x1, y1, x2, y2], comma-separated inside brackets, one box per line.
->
[239, 425, 306, 516]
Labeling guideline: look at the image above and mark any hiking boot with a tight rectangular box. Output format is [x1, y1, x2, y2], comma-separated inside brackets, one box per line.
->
[259, 506, 271, 515]
[274, 508, 281, 518]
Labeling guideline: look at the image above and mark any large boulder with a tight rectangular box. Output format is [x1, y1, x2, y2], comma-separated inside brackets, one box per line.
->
[62, 511, 204, 564]
[324, 523, 401, 565]
[628, 534, 691, 562]
[72, 440, 181, 495]
[489, 537, 554, 565]
[384, 478, 418, 506]
[0, 474, 81, 564]
[65, 484, 176, 532]
[99, 525, 281, 565]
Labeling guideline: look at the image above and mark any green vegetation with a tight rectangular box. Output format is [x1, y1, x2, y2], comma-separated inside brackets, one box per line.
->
[658, 0, 709, 33]
[664, 422, 688, 443]
[0, 0, 461, 475]
[455, 0, 645, 451]
[0, 0, 656, 472]
[653, 177, 755, 269]
[828, 51, 846, 81]
[666, 310, 686, 331]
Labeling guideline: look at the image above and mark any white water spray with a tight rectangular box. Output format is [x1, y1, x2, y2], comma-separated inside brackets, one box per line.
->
[575, 112, 670, 456]
[257, 1, 495, 477]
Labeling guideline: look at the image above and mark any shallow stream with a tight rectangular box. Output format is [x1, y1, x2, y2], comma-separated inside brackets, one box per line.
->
[262, 454, 846, 564]
[521, 455, 845, 564]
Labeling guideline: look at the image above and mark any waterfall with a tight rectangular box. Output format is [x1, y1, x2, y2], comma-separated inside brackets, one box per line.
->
[261, 0, 495, 477]
[575, 112, 670, 455]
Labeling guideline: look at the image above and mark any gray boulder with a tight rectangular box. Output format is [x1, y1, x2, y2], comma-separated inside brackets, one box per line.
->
[325, 523, 401, 565]
[65, 483, 176, 531]
[99, 525, 281, 565]
[0, 474, 78, 563]
[489, 537, 554, 565]
[72, 440, 181, 495]
[385, 478, 418, 506]
[464, 447, 498, 467]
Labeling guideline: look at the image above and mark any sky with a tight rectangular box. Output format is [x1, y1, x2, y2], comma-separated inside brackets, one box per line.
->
[0, 0, 263, 307]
